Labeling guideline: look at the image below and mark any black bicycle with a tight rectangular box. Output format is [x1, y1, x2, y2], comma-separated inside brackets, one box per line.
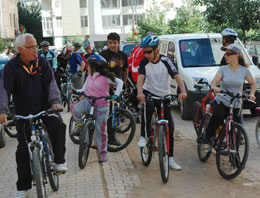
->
[14, 109, 64, 197]
[60, 68, 74, 112]
[4, 99, 18, 138]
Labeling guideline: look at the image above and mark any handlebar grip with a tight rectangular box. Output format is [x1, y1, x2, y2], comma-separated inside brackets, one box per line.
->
[48, 109, 63, 114]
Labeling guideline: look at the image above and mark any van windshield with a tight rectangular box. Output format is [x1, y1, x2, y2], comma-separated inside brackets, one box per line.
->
[179, 38, 250, 68]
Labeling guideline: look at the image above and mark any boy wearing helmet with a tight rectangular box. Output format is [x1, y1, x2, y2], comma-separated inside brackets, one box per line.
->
[220, 28, 238, 65]
[71, 54, 123, 162]
[137, 35, 187, 170]
[38, 40, 58, 71]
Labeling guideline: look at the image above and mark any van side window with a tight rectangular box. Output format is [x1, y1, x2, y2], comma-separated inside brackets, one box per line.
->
[167, 41, 177, 66]
[159, 41, 168, 55]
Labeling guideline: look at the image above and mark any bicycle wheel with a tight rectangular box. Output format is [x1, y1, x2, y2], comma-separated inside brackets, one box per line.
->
[32, 147, 47, 198]
[107, 108, 136, 152]
[216, 123, 249, 180]
[60, 84, 67, 107]
[255, 119, 260, 145]
[66, 93, 71, 112]
[43, 133, 59, 192]
[69, 116, 80, 144]
[193, 101, 204, 137]
[140, 139, 153, 166]
[78, 122, 94, 169]
[197, 113, 212, 162]
[158, 125, 169, 183]
[0, 125, 6, 148]
[4, 120, 17, 138]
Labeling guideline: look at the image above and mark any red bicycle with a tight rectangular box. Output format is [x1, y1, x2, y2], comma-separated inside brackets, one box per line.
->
[140, 94, 176, 183]
[193, 79, 215, 137]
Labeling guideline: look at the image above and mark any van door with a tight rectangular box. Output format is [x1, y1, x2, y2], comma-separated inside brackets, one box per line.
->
[167, 41, 178, 95]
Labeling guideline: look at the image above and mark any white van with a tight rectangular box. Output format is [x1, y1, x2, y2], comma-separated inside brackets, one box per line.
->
[158, 33, 260, 120]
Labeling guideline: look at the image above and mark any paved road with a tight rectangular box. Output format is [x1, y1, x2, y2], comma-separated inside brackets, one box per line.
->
[0, 108, 260, 198]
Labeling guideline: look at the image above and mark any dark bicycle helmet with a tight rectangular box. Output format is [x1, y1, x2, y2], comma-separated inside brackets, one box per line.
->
[73, 42, 82, 48]
[140, 35, 159, 48]
[87, 54, 107, 68]
[40, 40, 50, 47]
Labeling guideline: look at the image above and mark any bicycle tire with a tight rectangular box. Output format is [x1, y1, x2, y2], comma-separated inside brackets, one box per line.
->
[255, 119, 260, 145]
[66, 94, 71, 112]
[158, 125, 169, 183]
[0, 125, 6, 148]
[216, 123, 249, 180]
[107, 108, 136, 152]
[4, 122, 17, 138]
[193, 101, 204, 137]
[43, 133, 59, 192]
[32, 147, 47, 198]
[69, 116, 80, 144]
[140, 139, 153, 166]
[197, 113, 212, 162]
[78, 122, 94, 169]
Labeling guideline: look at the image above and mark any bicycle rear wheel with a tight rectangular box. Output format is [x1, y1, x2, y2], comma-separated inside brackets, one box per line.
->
[43, 133, 59, 192]
[107, 108, 136, 152]
[255, 119, 260, 145]
[78, 122, 94, 169]
[0, 125, 6, 148]
[158, 125, 169, 183]
[216, 123, 249, 180]
[193, 101, 204, 137]
[69, 116, 80, 144]
[197, 113, 212, 162]
[32, 147, 47, 198]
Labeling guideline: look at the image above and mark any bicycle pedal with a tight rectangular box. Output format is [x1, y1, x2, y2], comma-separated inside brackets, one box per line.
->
[56, 171, 66, 175]
[91, 145, 98, 149]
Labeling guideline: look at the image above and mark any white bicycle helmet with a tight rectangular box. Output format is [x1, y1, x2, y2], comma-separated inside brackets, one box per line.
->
[221, 28, 238, 37]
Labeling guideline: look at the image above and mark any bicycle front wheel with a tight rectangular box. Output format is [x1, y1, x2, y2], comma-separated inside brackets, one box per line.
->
[193, 101, 204, 137]
[197, 113, 212, 162]
[107, 108, 136, 152]
[0, 125, 6, 148]
[32, 147, 47, 198]
[43, 133, 59, 192]
[4, 120, 17, 138]
[255, 119, 260, 145]
[158, 125, 169, 183]
[140, 138, 153, 166]
[216, 123, 249, 180]
[78, 122, 94, 169]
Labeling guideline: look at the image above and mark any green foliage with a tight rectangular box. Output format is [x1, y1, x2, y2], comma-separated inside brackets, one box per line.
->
[17, 2, 44, 45]
[137, 6, 169, 38]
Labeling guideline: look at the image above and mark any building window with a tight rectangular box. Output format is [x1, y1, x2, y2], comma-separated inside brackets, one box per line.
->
[56, 17, 62, 28]
[80, 0, 87, 8]
[81, 16, 88, 27]
[43, 17, 53, 30]
[101, 0, 120, 8]
[123, 14, 140, 25]
[13, 14, 16, 28]
[55, 0, 61, 9]
[122, 0, 144, 6]
[102, 15, 120, 27]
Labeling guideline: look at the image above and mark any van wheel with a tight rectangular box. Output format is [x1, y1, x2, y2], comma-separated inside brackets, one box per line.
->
[180, 99, 190, 120]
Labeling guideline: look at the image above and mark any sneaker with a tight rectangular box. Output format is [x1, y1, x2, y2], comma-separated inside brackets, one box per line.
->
[108, 136, 121, 146]
[138, 136, 147, 147]
[15, 190, 29, 198]
[70, 124, 83, 136]
[54, 162, 68, 173]
[98, 156, 107, 163]
[169, 157, 182, 171]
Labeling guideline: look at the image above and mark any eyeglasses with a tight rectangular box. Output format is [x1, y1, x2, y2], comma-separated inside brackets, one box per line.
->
[225, 52, 237, 56]
[23, 45, 39, 50]
[143, 50, 153, 54]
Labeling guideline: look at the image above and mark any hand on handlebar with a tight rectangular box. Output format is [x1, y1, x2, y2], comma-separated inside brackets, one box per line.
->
[249, 94, 256, 101]
[0, 113, 8, 125]
[51, 104, 64, 110]
[213, 87, 221, 93]
[137, 93, 145, 103]
[178, 92, 187, 102]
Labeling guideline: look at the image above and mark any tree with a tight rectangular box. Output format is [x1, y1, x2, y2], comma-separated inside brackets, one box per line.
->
[17, 2, 44, 44]
[137, 5, 169, 38]
[194, 0, 260, 42]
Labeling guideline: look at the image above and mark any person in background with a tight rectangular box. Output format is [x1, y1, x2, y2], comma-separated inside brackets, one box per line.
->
[220, 28, 238, 66]
[82, 35, 90, 47]
[0, 46, 14, 59]
[99, 32, 128, 146]
[38, 40, 58, 71]
[0, 33, 67, 198]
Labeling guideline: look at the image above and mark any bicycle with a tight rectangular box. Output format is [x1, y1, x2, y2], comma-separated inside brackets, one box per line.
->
[193, 79, 215, 138]
[3, 98, 18, 138]
[60, 68, 74, 112]
[140, 94, 176, 183]
[14, 109, 64, 197]
[78, 95, 111, 169]
[254, 107, 260, 145]
[197, 90, 251, 180]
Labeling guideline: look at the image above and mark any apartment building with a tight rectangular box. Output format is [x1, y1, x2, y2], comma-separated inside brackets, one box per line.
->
[0, 0, 19, 39]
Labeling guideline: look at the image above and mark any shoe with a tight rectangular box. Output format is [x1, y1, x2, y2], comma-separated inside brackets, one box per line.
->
[108, 136, 121, 146]
[70, 124, 83, 136]
[169, 157, 182, 171]
[98, 156, 107, 163]
[15, 190, 29, 198]
[54, 162, 68, 173]
[138, 136, 147, 147]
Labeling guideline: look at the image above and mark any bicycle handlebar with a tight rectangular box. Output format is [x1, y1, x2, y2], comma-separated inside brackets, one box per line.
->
[220, 89, 256, 104]
[14, 109, 63, 121]
[147, 94, 176, 101]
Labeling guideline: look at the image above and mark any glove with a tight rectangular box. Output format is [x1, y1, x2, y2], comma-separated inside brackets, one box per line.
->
[111, 95, 118, 99]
